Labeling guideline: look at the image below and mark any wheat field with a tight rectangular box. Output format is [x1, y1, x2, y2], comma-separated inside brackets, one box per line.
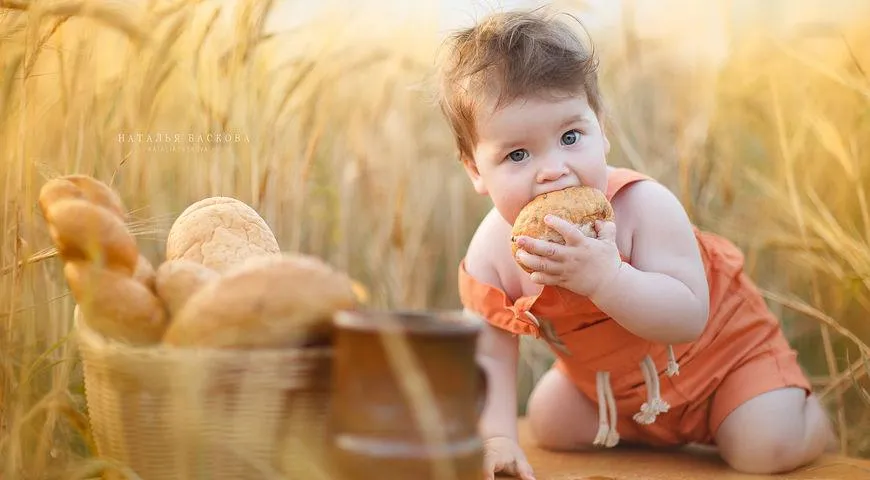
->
[1, 0, 869, 478]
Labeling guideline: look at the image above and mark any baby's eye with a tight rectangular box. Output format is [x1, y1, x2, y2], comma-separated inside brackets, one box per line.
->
[561, 130, 581, 146]
[507, 150, 528, 162]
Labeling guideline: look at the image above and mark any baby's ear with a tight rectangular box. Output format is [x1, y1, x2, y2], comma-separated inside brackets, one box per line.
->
[461, 155, 488, 195]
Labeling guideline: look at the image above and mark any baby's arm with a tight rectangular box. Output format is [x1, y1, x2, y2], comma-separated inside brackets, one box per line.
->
[477, 321, 522, 441]
[463, 210, 522, 439]
[465, 245, 535, 479]
[590, 180, 710, 344]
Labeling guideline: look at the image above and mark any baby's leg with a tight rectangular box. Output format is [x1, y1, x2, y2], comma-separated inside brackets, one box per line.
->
[526, 367, 600, 451]
[714, 388, 834, 474]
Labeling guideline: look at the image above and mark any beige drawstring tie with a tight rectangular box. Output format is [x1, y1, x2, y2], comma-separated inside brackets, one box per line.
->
[592, 371, 620, 447]
[591, 348, 681, 448]
[522, 310, 681, 448]
[666, 344, 680, 376]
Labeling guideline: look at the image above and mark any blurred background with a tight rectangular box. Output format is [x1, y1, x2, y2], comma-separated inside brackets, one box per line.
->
[2, 0, 869, 477]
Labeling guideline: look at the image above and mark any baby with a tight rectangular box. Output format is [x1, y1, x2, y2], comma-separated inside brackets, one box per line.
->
[435, 9, 835, 480]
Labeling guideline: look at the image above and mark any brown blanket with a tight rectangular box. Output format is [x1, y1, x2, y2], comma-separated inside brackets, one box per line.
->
[516, 418, 870, 480]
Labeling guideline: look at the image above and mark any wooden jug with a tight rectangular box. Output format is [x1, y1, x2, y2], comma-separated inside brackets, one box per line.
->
[329, 309, 488, 480]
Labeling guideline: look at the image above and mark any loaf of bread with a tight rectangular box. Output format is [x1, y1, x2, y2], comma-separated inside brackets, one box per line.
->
[38, 174, 173, 344]
[38, 174, 126, 220]
[162, 253, 359, 349]
[65, 260, 169, 345]
[511, 186, 614, 273]
[164, 197, 281, 273]
[154, 259, 219, 316]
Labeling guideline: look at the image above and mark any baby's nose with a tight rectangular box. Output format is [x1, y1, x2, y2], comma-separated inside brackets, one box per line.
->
[536, 160, 569, 183]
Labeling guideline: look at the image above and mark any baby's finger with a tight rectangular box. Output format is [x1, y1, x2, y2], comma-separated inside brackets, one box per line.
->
[544, 214, 588, 246]
[516, 250, 563, 275]
[595, 220, 617, 245]
[514, 235, 565, 259]
[529, 271, 561, 285]
[482, 456, 497, 480]
[517, 461, 537, 480]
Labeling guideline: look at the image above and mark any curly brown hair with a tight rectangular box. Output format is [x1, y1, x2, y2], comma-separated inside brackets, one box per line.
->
[436, 9, 604, 162]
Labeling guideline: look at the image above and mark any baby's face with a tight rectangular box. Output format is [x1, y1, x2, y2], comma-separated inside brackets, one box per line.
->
[464, 92, 610, 225]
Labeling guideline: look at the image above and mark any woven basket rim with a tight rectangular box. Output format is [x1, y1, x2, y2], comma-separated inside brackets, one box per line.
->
[74, 308, 333, 361]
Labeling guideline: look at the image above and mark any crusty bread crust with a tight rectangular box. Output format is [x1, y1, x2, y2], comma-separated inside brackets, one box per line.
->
[164, 197, 280, 273]
[154, 259, 219, 316]
[38, 175, 171, 345]
[65, 260, 169, 344]
[510, 186, 614, 273]
[44, 198, 139, 276]
[38, 175, 126, 220]
[162, 253, 358, 349]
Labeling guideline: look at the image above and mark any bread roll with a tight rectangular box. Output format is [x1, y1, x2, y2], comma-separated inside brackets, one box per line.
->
[154, 259, 219, 316]
[164, 197, 280, 273]
[162, 253, 358, 349]
[38, 175, 126, 220]
[65, 260, 169, 345]
[45, 199, 139, 276]
[511, 186, 614, 273]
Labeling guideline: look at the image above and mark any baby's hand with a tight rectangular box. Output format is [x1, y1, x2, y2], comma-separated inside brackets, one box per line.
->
[483, 436, 536, 480]
[514, 214, 622, 298]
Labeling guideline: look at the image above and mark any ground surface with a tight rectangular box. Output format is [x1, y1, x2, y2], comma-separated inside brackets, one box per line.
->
[516, 418, 870, 480]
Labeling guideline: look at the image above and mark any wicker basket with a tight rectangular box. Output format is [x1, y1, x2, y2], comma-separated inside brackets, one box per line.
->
[74, 308, 336, 480]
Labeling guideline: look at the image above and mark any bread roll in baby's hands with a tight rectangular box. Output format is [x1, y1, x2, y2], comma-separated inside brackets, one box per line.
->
[65, 261, 169, 345]
[154, 259, 219, 316]
[162, 253, 359, 349]
[511, 186, 614, 274]
[164, 197, 280, 273]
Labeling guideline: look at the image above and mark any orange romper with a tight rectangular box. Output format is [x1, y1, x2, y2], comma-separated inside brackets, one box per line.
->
[458, 168, 811, 447]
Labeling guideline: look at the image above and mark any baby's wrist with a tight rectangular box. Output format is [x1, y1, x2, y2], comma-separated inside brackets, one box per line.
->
[588, 255, 626, 303]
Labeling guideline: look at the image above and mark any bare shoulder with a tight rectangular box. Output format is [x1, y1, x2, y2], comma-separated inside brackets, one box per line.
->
[464, 207, 514, 290]
[612, 178, 708, 295]
[610, 178, 691, 228]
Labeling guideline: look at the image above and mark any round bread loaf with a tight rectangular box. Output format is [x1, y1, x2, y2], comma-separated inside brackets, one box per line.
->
[164, 197, 281, 273]
[65, 260, 169, 345]
[38, 175, 126, 220]
[162, 253, 359, 349]
[510, 186, 614, 273]
[45, 198, 139, 276]
[154, 259, 219, 316]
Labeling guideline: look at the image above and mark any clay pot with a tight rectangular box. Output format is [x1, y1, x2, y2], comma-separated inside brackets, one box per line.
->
[329, 310, 488, 480]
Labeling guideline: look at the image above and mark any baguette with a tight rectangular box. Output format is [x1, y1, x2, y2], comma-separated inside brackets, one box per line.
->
[154, 259, 219, 316]
[165, 197, 280, 273]
[45, 198, 139, 276]
[65, 260, 169, 344]
[162, 253, 358, 349]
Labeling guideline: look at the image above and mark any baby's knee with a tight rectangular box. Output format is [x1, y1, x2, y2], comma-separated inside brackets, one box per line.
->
[715, 388, 830, 474]
[719, 430, 808, 474]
